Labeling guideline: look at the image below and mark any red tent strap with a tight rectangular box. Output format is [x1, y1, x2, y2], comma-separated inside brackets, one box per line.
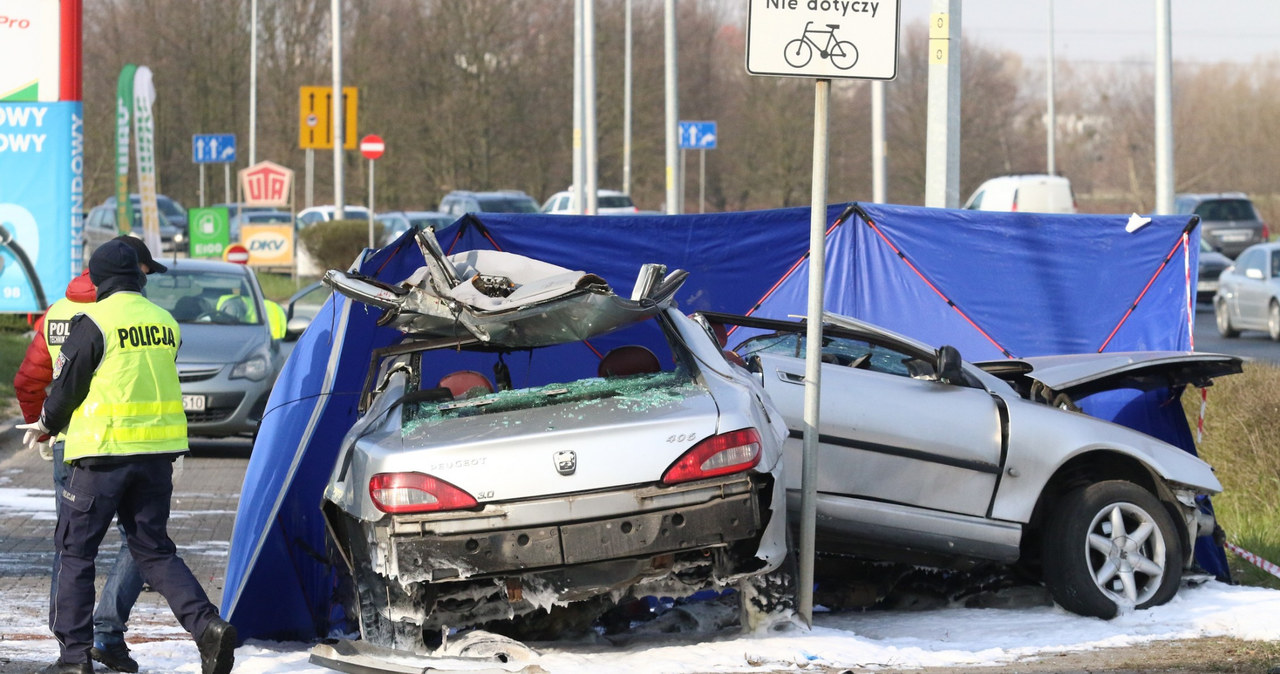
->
[1096, 230, 1190, 353]
[444, 214, 505, 255]
[745, 205, 857, 315]
[859, 208, 1015, 359]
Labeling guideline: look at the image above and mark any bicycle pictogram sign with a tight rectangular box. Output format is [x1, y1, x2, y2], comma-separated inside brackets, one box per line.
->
[783, 21, 858, 70]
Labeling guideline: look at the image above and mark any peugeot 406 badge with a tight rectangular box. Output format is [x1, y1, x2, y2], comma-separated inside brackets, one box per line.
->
[554, 450, 577, 476]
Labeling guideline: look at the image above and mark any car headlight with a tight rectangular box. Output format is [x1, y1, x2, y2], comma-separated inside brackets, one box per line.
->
[230, 353, 270, 382]
[174, 232, 186, 243]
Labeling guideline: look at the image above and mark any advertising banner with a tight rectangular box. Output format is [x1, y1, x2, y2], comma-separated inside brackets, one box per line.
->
[0, 101, 81, 312]
[188, 206, 229, 258]
[0, 0, 61, 102]
[132, 65, 162, 257]
[241, 224, 295, 267]
[114, 63, 135, 233]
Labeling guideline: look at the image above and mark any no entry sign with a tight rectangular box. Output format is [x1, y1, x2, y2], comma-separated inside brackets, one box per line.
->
[360, 134, 385, 160]
[224, 243, 250, 264]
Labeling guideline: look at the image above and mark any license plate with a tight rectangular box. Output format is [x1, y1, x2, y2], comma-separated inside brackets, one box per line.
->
[182, 395, 206, 412]
[1219, 231, 1249, 242]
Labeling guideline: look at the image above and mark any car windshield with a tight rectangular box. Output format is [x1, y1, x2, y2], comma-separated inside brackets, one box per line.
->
[409, 215, 453, 228]
[145, 270, 263, 326]
[130, 197, 184, 218]
[247, 212, 292, 223]
[599, 195, 635, 209]
[478, 197, 539, 213]
[1195, 199, 1256, 221]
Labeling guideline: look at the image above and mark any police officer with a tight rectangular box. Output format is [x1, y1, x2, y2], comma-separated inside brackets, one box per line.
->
[17, 240, 235, 674]
[11, 235, 170, 673]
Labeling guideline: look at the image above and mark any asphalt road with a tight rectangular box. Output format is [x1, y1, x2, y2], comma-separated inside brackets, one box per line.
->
[1193, 301, 1280, 363]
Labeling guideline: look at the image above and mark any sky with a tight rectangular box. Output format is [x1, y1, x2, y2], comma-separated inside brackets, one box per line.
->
[4, 481, 1280, 672]
[899, 0, 1280, 66]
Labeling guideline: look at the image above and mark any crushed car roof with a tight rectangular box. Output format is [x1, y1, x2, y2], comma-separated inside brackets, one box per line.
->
[324, 228, 687, 347]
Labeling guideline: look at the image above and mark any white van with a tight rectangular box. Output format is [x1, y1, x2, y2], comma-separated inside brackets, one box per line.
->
[963, 174, 1078, 214]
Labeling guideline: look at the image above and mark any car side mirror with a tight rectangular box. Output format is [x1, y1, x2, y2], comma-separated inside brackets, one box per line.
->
[284, 316, 309, 342]
[935, 345, 964, 385]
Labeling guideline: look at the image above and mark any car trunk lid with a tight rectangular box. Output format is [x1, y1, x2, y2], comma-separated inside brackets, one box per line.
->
[387, 372, 723, 501]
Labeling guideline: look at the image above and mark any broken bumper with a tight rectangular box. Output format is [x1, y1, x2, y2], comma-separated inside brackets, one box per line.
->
[384, 474, 766, 583]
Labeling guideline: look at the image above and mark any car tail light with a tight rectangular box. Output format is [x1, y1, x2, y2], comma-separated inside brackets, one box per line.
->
[662, 428, 762, 485]
[1263, 222, 1270, 241]
[369, 472, 477, 514]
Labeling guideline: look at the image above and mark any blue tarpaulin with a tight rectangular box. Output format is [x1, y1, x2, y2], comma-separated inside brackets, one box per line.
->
[222, 203, 1216, 642]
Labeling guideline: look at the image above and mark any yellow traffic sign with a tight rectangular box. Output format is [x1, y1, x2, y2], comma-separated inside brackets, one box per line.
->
[298, 86, 358, 150]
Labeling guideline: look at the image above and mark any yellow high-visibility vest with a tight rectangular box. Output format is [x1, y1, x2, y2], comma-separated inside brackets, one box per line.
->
[63, 292, 188, 460]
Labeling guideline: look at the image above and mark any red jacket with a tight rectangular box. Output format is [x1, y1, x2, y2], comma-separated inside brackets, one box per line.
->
[13, 269, 96, 424]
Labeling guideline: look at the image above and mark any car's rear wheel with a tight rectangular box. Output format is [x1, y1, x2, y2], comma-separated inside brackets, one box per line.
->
[1041, 480, 1182, 619]
[1268, 301, 1280, 341]
[1215, 299, 1239, 338]
[330, 513, 428, 650]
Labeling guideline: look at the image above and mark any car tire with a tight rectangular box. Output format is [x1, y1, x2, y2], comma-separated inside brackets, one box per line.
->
[1215, 299, 1239, 338]
[1041, 480, 1182, 619]
[1269, 302, 1280, 341]
[332, 514, 426, 650]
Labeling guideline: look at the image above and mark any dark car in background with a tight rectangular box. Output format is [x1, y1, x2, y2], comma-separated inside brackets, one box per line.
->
[100, 194, 189, 252]
[1175, 193, 1268, 258]
[437, 190, 540, 217]
[83, 201, 182, 258]
[1197, 237, 1233, 302]
[377, 210, 454, 246]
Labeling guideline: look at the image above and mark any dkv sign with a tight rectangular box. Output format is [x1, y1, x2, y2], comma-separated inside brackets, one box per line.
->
[240, 224, 294, 267]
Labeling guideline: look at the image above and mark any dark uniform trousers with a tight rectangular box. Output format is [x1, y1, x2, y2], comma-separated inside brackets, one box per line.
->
[51, 456, 218, 663]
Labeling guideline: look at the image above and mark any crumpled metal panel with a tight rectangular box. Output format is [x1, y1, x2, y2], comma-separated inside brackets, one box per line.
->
[323, 228, 685, 347]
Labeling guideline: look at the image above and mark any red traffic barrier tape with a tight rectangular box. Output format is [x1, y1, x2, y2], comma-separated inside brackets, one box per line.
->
[1226, 541, 1280, 580]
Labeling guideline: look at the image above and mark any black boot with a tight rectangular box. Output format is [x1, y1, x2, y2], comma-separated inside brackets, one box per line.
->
[37, 661, 92, 674]
[196, 617, 237, 674]
[91, 642, 140, 673]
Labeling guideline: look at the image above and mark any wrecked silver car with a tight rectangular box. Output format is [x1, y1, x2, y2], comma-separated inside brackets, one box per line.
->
[705, 310, 1240, 620]
[319, 232, 791, 651]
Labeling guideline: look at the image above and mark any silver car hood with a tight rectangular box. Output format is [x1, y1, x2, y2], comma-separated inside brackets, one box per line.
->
[977, 351, 1242, 399]
[324, 228, 687, 347]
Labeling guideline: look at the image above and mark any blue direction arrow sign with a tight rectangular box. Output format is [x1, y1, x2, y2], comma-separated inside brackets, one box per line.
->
[193, 133, 237, 164]
[678, 121, 717, 149]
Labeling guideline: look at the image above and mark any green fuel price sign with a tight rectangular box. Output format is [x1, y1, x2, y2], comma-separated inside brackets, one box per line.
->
[188, 207, 230, 258]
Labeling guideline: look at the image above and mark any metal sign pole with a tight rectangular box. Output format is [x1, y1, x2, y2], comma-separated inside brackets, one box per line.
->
[224, 164, 231, 205]
[199, 164, 206, 207]
[699, 149, 706, 213]
[367, 159, 375, 249]
[305, 149, 315, 209]
[797, 78, 830, 628]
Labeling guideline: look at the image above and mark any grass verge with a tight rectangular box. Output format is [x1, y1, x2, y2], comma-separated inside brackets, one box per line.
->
[1186, 360, 1280, 590]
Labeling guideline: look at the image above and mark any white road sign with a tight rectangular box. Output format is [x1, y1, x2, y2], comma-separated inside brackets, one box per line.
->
[746, 0, 901, 80]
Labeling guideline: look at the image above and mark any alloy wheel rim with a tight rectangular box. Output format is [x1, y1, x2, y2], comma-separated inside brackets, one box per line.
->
[1084, 501, 1167, 609]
